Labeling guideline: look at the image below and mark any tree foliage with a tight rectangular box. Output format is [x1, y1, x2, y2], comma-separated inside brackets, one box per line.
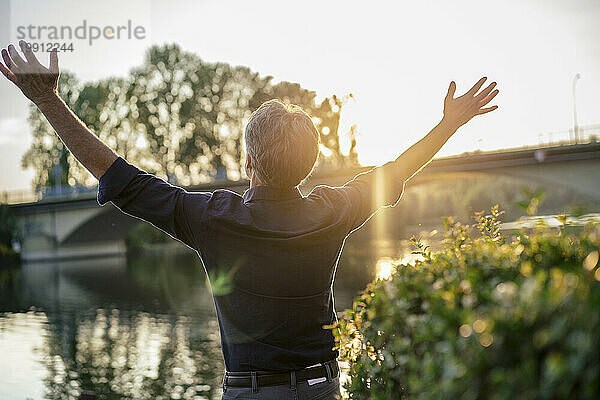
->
[23, 44, 358, 191]
[331, 208, 600, 399]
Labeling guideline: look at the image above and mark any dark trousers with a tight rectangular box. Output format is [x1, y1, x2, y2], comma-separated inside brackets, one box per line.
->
[222, 372, 342, 400]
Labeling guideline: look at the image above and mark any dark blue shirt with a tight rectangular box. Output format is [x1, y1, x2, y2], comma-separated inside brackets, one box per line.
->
[97, 157, 403, 372]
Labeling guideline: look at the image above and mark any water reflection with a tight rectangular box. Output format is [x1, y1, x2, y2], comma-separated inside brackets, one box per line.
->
[0, 253, 225, 399]
[0, 237, 389, 399]
[0, 311, 49, 399]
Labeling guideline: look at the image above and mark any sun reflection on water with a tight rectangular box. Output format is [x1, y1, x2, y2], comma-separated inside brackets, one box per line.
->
[375, 257, 395, 280]
[375, 253, 423, 281]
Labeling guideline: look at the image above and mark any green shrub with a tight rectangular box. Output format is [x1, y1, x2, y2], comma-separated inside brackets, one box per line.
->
[331, 208, 600, 399]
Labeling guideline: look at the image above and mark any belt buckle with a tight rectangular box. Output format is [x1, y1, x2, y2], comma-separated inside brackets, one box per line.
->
[306, 362, 331, 386]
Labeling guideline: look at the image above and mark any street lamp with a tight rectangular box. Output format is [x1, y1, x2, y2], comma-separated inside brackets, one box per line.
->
[572, 73, 581, 143]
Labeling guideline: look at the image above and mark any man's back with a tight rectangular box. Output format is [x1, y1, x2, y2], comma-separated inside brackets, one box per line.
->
[205, 186, 348, 297]
[202, 185, 352, 372]
[97, 157, 401, 372]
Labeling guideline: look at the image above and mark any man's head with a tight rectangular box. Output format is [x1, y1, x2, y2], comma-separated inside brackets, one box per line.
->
[244, 99, 320, 188]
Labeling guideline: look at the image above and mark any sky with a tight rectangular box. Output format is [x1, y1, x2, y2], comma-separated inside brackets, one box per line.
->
[0, 0, 599, 192]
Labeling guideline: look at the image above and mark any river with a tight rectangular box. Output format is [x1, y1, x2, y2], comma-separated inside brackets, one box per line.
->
[0, 236, 405, 400]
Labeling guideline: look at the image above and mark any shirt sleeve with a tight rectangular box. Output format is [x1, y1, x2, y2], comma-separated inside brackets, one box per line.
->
[97, 157, 211, 249]
[330, 161, 406, 232]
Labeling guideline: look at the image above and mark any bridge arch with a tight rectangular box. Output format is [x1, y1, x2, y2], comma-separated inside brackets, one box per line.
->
[60, 206, 145, 247]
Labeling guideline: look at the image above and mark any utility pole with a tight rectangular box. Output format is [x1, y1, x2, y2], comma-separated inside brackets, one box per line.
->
[572, 73, 581, 143]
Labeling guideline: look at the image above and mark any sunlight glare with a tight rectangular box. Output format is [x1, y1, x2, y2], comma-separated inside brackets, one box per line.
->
[376, 257, 395, 280]
[337, 95, 359, 156]
[319, 143, 333, 157]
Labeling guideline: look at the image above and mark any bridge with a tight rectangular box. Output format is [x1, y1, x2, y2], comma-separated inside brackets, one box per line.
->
[7, 141, 600, 262]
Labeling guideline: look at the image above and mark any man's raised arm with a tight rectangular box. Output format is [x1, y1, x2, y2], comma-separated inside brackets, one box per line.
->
[389, 77, 498, 184]
[340, 77, 499, 231]
[0, 41, 117, 179]
[0, 41, 210, 250]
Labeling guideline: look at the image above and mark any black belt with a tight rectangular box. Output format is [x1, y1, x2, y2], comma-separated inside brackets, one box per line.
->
[223, 360, 339, 388]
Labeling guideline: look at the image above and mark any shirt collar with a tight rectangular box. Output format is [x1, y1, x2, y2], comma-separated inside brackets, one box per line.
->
[242, 186, 303, 202]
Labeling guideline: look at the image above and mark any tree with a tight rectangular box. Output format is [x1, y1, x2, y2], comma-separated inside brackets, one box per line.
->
[23, 44, 359, 192]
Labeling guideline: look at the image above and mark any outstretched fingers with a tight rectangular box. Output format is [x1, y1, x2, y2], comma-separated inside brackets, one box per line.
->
[0, 59, 16, 82]
[49, 49, 59, 75]
[7, 44, 27, 71]
[446, 81, 456, 101]
[466, 77, 487, 96]
[480, 89, 499, 107]
[1, 49, 18, 73]
[19, 40, 42, 67]
[478, 105, 498, 115]
[475, 82, 497, 102]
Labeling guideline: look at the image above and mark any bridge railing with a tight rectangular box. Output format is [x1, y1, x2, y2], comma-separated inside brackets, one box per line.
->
[1, 185, 99, 205]
[538, 123, 600, 146]
[1, 189, 40, 204]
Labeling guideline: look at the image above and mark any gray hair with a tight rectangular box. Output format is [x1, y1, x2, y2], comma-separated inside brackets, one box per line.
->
[244, 99, 320, 188]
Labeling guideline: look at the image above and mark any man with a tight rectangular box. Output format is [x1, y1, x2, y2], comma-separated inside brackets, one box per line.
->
[0, 41, 498, 399]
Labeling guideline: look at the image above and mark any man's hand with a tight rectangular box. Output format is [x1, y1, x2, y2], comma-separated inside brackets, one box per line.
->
[443, 77, 499, 129]
[0, 40, 117, 179]
[0, 40, 59, 105]
[372, 77, 500, 192]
